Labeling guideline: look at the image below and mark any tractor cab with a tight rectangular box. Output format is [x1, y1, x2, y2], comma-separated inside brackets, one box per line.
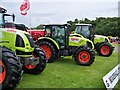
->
[75, 24, 94, 42]
[0, 7, 28, 31]
[43, 24, 70, 49]
[0, 7, 15, 28]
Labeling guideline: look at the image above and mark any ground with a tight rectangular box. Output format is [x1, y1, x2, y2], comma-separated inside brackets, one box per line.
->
[17, 44, 119, 89]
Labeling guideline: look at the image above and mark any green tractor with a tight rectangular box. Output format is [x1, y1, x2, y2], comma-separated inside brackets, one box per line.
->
[74, 24, 114, 56]
[0, 7, 46, 89]
[36, 24, 95, 65]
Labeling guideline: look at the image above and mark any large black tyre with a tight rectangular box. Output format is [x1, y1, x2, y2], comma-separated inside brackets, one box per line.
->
[23, 46, 47, 74]
[38, 40, 57, 63]
[73, 47, 95, 66]
[96, 43, 114, 57]
[0, 46, 22, 90]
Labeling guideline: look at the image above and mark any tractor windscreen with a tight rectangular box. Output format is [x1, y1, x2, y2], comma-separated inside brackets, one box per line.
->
[45, 25, 66, 48]
[0, 13, 4, 28]
[4, 14, 14, 23]
[52, 26, 65, 46]
[75, 25, 90, 38]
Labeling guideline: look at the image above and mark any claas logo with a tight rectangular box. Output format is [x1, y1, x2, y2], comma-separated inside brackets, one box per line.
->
[70, 38, 80, 43]
[7, 29, 16, 33]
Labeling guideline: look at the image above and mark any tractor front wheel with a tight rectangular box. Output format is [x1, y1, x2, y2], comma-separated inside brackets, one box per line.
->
[73, 47, 95, 66]
[39, 41, 57, 63]
[96, 43, 113, 57]
[23, 46, 46, 74]
[0, 46, 22, 89]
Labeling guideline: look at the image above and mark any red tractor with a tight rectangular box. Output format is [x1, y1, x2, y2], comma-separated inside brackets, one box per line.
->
[28, 30, 45, 40]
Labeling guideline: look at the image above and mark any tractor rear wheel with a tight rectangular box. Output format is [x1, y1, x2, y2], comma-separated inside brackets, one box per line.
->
[96, 43, 113, 57]
[73, 47, 95, 66]
[23, 46, 46, 74]
[0, 46, 22, 90]
[38, 41, 57, 63]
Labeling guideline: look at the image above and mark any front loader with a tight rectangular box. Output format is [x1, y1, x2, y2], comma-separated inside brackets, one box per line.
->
[35, 24, 95, 66]
[0, 7, 46, 90]
[74, 24, 114, 57]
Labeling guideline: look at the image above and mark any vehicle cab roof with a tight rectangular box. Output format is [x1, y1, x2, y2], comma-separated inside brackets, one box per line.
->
[43, 23, 70, 26]
[76, 24, 92, 26]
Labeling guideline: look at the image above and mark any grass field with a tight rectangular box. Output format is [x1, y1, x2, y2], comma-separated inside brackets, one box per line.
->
[17, 44, 119, 89]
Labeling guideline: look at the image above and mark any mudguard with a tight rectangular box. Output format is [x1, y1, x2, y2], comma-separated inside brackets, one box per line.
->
[38, 37, 60, 50]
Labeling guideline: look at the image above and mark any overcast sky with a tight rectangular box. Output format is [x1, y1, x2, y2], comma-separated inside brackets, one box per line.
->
[0, 0, 119, 27]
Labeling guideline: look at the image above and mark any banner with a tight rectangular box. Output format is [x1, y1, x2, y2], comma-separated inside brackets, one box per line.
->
[20, 0, 30, 16]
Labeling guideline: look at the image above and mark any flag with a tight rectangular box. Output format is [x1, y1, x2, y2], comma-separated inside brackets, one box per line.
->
[20, 0, 30, 16]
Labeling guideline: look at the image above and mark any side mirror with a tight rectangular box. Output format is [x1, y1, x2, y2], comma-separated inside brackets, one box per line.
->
[13, 14, 15, 22]
[3, 14, 15, 22]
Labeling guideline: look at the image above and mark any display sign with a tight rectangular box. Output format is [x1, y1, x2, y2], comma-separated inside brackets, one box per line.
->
[103, 64, 120, 89]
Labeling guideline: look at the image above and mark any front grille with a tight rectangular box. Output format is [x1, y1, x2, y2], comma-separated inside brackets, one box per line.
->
[16, 50, 33, 55]
[25, 34, 34, 48]
[15, 35, 25, 47]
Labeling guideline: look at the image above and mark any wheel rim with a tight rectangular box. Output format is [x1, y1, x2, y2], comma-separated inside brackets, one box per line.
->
[0, 61, 6, 84]
[25, 64, 36, 70]
[78, 51, 90, 63]
[40, 45, 52, 59]
[100, 46, 110, 55]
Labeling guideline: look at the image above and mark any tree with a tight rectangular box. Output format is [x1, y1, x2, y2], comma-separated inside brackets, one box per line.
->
[74, 19, 79, 23]
[33, 25, 44, 30]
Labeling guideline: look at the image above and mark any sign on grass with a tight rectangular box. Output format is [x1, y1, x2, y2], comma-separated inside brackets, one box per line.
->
[103, 64, 120, 90]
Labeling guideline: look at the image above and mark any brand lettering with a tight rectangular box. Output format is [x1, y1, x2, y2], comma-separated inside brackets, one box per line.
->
[7, 30, 16, 32]
[71, 38, 79, 41]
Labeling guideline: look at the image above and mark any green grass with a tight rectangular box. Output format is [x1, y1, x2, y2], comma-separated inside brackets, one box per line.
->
[112, 43, 120, 47]
[17, 52, 119, 89]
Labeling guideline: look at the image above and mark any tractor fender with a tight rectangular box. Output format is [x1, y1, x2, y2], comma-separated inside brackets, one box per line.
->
[37, 37, 60, 50]
[70, 33, 84, 38]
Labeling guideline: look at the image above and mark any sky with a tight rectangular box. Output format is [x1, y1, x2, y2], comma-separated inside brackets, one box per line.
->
[0, 0, 119, 28]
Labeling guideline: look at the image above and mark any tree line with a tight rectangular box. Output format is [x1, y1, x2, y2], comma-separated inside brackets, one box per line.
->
[33, 17, 119, 37]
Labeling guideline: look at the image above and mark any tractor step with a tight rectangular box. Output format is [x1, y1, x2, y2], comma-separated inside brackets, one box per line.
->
[21, 56, 40, 66]
[58, 49, 70, 56]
